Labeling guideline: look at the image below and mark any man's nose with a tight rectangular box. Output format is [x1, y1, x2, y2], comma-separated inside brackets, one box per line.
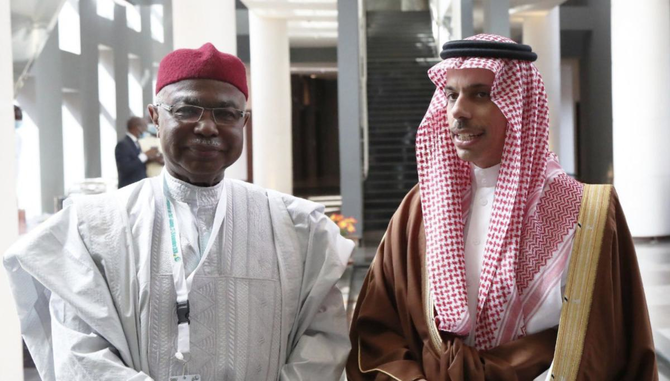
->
[194, 110, 219, 136]
[449, 97, 471, 121]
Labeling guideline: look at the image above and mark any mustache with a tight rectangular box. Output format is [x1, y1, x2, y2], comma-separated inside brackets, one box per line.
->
[451, 120, 468, 130]
[450, 120, 475, 131]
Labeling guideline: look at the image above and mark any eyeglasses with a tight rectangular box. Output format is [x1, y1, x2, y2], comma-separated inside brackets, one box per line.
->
[155, 103, 248, 126]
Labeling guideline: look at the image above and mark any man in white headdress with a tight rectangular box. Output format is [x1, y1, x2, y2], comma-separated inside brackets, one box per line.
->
[347, 34, 657, 380]
[5, 43, 353, 381]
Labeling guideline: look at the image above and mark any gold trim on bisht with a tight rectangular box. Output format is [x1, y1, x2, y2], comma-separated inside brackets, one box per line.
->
[551, 184, 612, 381]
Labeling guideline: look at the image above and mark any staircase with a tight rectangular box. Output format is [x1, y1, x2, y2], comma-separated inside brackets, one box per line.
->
[364, 11, 438, 232]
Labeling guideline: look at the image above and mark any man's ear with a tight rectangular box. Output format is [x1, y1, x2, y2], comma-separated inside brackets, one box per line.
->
[147, 104, 160, 136]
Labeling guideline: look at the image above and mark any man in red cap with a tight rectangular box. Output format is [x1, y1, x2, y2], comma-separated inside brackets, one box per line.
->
[5, 43, 353, 380]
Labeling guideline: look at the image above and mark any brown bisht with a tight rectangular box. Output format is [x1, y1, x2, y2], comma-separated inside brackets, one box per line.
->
[347, 185, 658, 381]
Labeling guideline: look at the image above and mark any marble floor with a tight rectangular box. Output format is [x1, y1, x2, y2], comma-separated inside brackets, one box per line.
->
[636, 237, 670, 380]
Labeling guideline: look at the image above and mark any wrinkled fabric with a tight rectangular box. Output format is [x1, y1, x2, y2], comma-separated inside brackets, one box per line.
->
[147, 175, 281, 380]
[4, 176, 353, 381]
[346, 186, 658, 381]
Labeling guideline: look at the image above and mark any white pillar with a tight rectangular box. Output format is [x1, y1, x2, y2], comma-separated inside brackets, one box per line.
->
[451, 0, 474, 39]
[522, 7, 561, 155]
[0, 0, 23, 379]
[172, 0, 236, 53]
[559, 59, 577, 175]
[432, 0, 452, 49]
[482, 0, 510, 37]
[612, 0, 670, 237]
[170, 0, 249, 181]
[248, 12, 292, 194]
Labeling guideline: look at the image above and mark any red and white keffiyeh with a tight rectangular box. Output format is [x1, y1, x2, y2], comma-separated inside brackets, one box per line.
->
[416, 34, 583, 350]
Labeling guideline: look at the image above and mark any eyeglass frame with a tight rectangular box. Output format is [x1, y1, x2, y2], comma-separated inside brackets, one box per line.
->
[154, 102, 249, 126]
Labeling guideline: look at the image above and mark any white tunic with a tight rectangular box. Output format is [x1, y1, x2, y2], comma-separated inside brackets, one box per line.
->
[4, 175, 354, 381]
[463, 164, 573, 340]
[462, 164, 575, 380]
[463, 164, 500, 344]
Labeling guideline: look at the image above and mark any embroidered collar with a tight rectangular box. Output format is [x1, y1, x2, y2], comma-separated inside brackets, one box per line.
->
[164, 169, 224, 206]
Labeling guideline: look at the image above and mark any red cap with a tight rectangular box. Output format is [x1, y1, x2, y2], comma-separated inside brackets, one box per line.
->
[155, 43, 248, 99]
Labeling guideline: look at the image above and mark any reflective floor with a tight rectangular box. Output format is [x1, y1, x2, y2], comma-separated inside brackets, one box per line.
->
[637, 237, 670, 380]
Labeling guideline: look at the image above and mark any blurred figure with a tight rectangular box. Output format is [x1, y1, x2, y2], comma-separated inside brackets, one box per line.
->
[138, 115, 163, 177]
[115, 116, 161, 188]
[14, 105, 22, 179]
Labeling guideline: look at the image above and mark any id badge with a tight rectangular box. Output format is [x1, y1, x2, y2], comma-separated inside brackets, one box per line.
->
[169, 375, 201, 381]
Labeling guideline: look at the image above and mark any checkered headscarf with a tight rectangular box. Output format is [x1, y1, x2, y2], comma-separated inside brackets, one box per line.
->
[417, 34, 583, 349]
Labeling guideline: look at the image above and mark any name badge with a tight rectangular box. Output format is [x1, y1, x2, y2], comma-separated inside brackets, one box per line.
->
[169, 375, 201, 381]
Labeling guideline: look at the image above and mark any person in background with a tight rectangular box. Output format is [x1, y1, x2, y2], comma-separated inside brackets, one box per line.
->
[115, 115, 162, 188]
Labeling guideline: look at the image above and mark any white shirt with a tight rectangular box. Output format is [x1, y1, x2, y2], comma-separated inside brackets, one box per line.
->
[4, 176, 354, 380]
[461, 163, 575, 380]
[463, 163, 500, 345]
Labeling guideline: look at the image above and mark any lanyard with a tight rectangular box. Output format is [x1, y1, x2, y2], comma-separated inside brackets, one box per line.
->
[163, 174, 227, 361]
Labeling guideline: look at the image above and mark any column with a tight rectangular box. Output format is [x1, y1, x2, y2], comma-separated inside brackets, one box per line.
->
[451, 0, 474, 40]
[559, 60, 577, 176]
[80, 0, 102, 178]
[114, 4, 130, 138]
[140, 5, 154, 111]
[36, 29, 65, 213]
[338, 0, 364, 236]
[612, 0, 670, 237]
[522, 7, 561, 155]
[432, 0, 451, 50]
[248, 12, 292, 194]
[0, 2, 23, 380]
[172, 0, 236, 52]
[482, 0, 509, 37]
[171, 0, 249, 180]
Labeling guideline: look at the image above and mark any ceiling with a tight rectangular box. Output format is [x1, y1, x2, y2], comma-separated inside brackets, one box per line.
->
[9, 0, 568, 89]
[240, 0, 567, 48]
[11, 0, 66, 92]
[241, 0, 338, 48]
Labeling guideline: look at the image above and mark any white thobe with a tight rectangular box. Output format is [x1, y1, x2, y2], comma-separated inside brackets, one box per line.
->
[463, 163, 500, 344]
[462, 164, 574, 380]
[4, 174, 354, 381]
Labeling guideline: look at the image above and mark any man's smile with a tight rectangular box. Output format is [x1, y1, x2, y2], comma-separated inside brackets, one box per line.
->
[452, 132, 484, 142]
